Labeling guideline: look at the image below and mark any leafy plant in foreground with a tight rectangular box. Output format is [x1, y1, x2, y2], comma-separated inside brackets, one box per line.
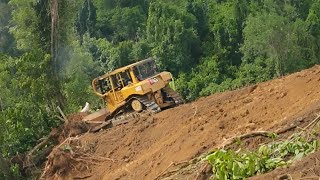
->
[206, 137, 318, 180]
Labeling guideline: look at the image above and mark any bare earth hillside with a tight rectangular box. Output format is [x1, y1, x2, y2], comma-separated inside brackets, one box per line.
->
[45, 65, 320, 180]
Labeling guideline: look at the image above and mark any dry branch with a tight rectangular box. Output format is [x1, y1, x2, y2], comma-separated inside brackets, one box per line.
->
[154, 160, 193, 180]
[219, 131, 272, 149]
[27, 138, 51, 158]
[154, 162, 175, 180]
[55, 115, 65, 122]
[275, 124, 298, 134]
[40, 135, 116, 179]
[74, 174, 93, 179]
[57, 106, 68, 123]
[39, 160, 50, 180]
[288, 114, 320, 140]
[220, 114, 320, 149]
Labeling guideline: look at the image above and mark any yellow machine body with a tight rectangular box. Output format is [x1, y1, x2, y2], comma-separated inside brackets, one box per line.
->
[90, 58, 182, 119]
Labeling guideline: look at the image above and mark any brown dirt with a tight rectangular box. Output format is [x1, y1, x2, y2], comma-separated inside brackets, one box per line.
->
[43, 65, 320, 179]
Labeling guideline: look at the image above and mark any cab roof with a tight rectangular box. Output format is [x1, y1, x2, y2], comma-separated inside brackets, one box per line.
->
[98, 58, 154, 79]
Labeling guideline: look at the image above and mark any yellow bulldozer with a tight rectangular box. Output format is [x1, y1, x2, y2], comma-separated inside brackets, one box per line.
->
[83, 58, 183, 130]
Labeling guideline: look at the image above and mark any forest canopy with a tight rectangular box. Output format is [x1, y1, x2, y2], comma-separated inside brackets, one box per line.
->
[0, 0, 319, 178]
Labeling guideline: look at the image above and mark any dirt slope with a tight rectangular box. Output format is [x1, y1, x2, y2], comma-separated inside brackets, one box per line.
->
[62, 65, 320, 180]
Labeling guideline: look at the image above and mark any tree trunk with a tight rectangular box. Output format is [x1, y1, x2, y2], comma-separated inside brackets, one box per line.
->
[50, 0, 65, 109]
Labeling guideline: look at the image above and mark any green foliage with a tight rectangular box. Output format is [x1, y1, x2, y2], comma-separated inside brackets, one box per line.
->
[9, 0, 41, 51]
[0, 51, 59, 155]
[82, 35, 139, 72]
[175, 0, 320, 100]
[235, 58, 275, 85]
[147, 1, 200, 75]
[76, 0, 97, 37]
[206, 137, 319, 179]
[94, 0, 146, 42]
[306, 0, 320, 63]
[1, 2, 320, 178]
[176, 56, 221, 100]
[241, 10, 313, 77]
[0, 2, 16, 55]
[63, 42, 102, 113]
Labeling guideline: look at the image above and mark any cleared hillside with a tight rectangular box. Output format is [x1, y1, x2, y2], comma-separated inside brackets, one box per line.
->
[44, 65, 320, 180]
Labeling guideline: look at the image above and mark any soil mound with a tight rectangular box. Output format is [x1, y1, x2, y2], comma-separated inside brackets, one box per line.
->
[42, 65, 320, 179]
[50, 112, 90, 143]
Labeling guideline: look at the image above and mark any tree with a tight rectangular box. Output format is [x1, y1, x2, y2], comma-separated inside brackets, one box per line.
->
[63, 41, 102, 112]
[0, 1, 16, 56]
[93, 0, 146, 42]
[306, 0, 320, 64]
[240, 9, 312, 78]
[146, 1, 200, 75]
[76, 0, 97, 38]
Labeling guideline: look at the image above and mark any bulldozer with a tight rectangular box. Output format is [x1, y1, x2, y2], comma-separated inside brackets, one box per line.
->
[83, 58, 183, 130]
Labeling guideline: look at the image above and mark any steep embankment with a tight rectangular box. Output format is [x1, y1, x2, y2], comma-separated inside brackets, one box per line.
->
[47, 65, 320, 179]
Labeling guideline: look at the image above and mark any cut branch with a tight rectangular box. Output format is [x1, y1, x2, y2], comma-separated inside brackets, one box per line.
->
[57, 106, 68, 123]
[219, 131, 272, 149]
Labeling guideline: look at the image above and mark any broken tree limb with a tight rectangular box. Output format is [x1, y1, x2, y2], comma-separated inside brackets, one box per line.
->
[57, 106, 68, 123]
[219, 115, 320, 149]
[300, 114, 320, 132]
[219, 131, 273, 149]
[27, 138, 51, 158]
[154, 161, 175, 180]
[55, 115, 65, 122]
[24, 145, 54, 169]
[288, 114, 320, 140]
[275, 124, 298, 135]
[74, 174, 93, 179]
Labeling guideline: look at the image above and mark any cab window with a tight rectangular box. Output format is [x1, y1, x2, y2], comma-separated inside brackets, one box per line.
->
[110, 70, 133, 90]
[98, 78, 111, 94]
[120, 70, 133, 86]
[110, 74, 120, 89]
[134, 60, 158, 81]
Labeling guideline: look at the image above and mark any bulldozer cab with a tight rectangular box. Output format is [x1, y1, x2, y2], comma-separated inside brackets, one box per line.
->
[94, 59, 158, 94]
[92, 58, 160, 111]
[94, 70, 132, 100]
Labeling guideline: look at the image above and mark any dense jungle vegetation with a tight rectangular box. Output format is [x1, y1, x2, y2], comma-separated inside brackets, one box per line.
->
[0, 0, 320, 178]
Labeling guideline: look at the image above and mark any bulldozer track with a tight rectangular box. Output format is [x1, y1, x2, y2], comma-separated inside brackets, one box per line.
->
[90, 111, 141, 132]
[85, 90, 184, 132]
[136, 96, 161, 113]
[162, 86, 184, 104]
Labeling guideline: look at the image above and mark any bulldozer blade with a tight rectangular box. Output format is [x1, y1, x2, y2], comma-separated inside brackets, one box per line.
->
[89, 120, 112, 132]
[83, 108, 110, 122]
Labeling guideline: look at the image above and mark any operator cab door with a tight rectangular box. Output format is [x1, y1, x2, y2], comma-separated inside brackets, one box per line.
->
[110, 74, 124, 103]
[110, 70, 134, 103]
[96, 77, 116, 107]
